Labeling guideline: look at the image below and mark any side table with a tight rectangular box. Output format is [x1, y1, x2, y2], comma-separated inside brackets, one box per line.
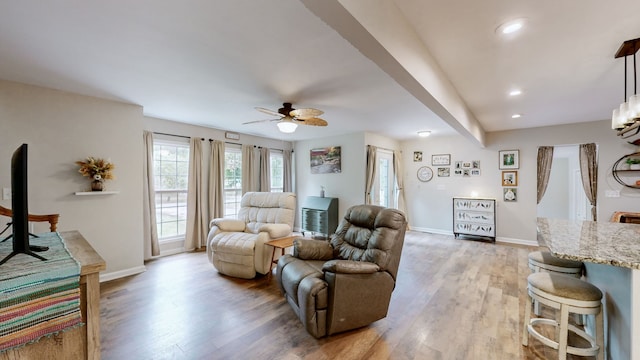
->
[265, 235, 297, 277]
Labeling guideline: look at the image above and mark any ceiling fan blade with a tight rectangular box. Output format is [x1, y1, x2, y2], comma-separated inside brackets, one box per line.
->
[290, 108, 324, 119]
[255, 107, 284, 118]
[295, 117, 328, 127]
[242, 118, 281, 125]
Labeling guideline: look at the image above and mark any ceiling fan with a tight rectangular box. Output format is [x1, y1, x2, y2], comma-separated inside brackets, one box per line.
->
[243, 102, 328, 133]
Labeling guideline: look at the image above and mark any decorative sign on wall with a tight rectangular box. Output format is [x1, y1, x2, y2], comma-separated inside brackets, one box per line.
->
[431, 154, 451, 166]
[310, 146, 341, 174]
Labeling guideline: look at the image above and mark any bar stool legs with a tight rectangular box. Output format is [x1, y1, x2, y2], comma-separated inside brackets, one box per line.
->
[522, 272, 604, 360]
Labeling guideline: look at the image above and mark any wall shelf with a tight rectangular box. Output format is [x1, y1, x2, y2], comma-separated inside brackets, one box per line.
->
[612, 152, 640, 189]
[74, 191, 120, 196]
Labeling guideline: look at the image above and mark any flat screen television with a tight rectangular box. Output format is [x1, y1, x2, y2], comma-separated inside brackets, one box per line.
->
[0, 144, 48, 265]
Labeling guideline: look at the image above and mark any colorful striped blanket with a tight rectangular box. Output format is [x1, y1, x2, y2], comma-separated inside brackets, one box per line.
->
[0, 232, 82, 352]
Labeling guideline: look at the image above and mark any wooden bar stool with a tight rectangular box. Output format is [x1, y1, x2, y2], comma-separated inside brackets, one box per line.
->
[528, 250, 583, 317]
[522, 272, 604, 360]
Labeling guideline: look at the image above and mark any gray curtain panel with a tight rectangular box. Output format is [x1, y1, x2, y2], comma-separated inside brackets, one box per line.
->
[579, 143, 598, 221]
[283, 149, 293, 193]
[259, 147, 271, 192]
[208, 140, 225, 220]
[185, 138, 207, 250]
[536, 146, 554, 205]
[365, 145, 377, 204]
[142, 131, 160, 258]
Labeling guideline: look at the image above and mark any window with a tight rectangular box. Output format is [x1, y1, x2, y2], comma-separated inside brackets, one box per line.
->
[224, 146, 242, 217]
[153, 140, 189, 241]
[374, 150, 396, 208]
[270, 151, 284, 192]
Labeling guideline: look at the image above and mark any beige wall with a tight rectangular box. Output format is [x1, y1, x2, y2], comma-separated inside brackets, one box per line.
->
[403, 119, 640, 243]
[0, 80, 295, 281]
[0, 79, 144, 279]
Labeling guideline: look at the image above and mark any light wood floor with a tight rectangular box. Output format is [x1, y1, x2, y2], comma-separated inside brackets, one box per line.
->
[100, 231, 597, 359]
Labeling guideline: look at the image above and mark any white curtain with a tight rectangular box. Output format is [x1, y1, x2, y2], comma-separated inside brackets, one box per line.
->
[259, 147, 271, 192]
[283, 149, 293, 193]
[143, 131, 159, 259]
[393, 150, 409, 228]
[242, 145, 258, 194]
[185, 138, 207, 250]
[208, 140, 225, 220]
[365, 145, 377, 204]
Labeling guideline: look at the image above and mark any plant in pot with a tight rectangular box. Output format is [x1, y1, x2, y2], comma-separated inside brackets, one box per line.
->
[626, 158, 640, 170]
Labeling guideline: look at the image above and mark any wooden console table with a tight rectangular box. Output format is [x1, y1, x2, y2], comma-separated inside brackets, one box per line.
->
[0, 231, 106, 360]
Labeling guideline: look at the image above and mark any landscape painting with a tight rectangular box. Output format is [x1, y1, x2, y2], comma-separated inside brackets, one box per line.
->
[310, 146, 342, 174]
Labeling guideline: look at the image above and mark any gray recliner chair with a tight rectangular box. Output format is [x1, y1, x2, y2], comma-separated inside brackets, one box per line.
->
[276, 204, 407, 338]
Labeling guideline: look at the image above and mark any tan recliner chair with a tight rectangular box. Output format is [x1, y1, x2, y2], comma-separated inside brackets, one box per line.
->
[276, 204, 407, 338]
[207, 192, 296, 279]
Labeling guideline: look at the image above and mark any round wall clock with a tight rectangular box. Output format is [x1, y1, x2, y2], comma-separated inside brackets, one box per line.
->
[417, 166, 433, 182]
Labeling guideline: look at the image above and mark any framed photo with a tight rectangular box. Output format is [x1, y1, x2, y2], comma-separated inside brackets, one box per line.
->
[501, 170, 518, 186]
[472, 160, 480, 169]
[471, 169, 481, 176]
[499, 150, 519, 169]
[453, 169, 463, 176]
[454, 161, 463, 169]
[462, 161, 472, 169]
[431, 154, 451, 166]
[437, 167, 450, 177]
[504, 188, 517, 202]
[413, 151, 423, 162]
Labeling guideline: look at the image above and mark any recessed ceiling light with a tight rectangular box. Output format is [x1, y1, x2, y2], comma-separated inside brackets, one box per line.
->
[496, 19, 526, 35]
[511, 114, 522, 119]
[418, 130, 431, 137]
[509, 89, 522, 96]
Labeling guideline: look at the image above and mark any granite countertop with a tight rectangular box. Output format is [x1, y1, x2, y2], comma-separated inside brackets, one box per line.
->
[536, 217, 640, 269]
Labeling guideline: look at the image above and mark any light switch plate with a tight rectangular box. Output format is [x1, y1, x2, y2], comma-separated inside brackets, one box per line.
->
[2, 188, 10, 200]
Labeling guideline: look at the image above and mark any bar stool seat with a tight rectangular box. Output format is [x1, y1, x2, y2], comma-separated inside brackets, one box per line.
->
[528, 251, 583, 276]
[522, 272, 604, 360]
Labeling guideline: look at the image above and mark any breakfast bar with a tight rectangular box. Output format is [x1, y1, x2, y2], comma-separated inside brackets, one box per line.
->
[536, 217, 640, 360]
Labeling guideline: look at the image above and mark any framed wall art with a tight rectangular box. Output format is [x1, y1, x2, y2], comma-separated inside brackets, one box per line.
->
[437, 167, 450, 177]
[310, 146, 341, 174]
[501, 170, 518, 186]
[499, 150, 519, 169]
[413, 151, 423, 162]
[503, 188, 517, 202]
[431, 154, 451, 166]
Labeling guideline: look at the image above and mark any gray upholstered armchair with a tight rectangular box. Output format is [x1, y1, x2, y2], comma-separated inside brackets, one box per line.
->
[276, 204, 407, 338]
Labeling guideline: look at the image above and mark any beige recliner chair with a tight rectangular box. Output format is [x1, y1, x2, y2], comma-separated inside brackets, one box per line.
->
[276, 204, 407, 338]
[207, 192, 296, 279]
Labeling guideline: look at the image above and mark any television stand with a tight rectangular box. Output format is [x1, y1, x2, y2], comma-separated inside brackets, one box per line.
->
[0, 233, 49, 265]
[0, 248, 47, 265]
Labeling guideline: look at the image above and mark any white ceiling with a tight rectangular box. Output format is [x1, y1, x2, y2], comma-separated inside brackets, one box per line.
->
[1, 0, 639, 144]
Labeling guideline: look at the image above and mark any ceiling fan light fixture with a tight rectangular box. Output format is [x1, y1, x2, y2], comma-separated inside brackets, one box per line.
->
[277, 120, 298, 133]
[418, 130, 431, 137]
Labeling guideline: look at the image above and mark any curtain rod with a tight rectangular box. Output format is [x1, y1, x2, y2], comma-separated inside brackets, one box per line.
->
[153, 132, 204, 141]
[216, 139, 292, 152]
[368, 145, 397, 152]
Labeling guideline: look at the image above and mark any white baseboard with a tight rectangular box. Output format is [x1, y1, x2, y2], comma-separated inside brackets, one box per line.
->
[496, 237, 537, 247]
[409, 226, 452, 236]
[99, 265, 146, 283]
[409, 227, 536, 246]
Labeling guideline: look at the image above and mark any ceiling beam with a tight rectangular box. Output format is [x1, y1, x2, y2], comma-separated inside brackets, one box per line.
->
[301, 0, 486, 147]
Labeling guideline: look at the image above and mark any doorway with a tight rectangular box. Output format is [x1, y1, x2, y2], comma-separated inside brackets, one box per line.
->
[537, 145, 592, 221]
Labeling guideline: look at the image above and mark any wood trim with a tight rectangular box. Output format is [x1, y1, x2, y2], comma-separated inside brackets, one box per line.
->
[0, 205, 59, 232]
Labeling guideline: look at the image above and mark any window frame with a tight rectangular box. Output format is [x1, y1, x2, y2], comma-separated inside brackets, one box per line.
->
[153, 138, 190, 242]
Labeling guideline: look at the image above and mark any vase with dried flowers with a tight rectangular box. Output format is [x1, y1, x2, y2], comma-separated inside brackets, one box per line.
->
[75, 157, 115, 191]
